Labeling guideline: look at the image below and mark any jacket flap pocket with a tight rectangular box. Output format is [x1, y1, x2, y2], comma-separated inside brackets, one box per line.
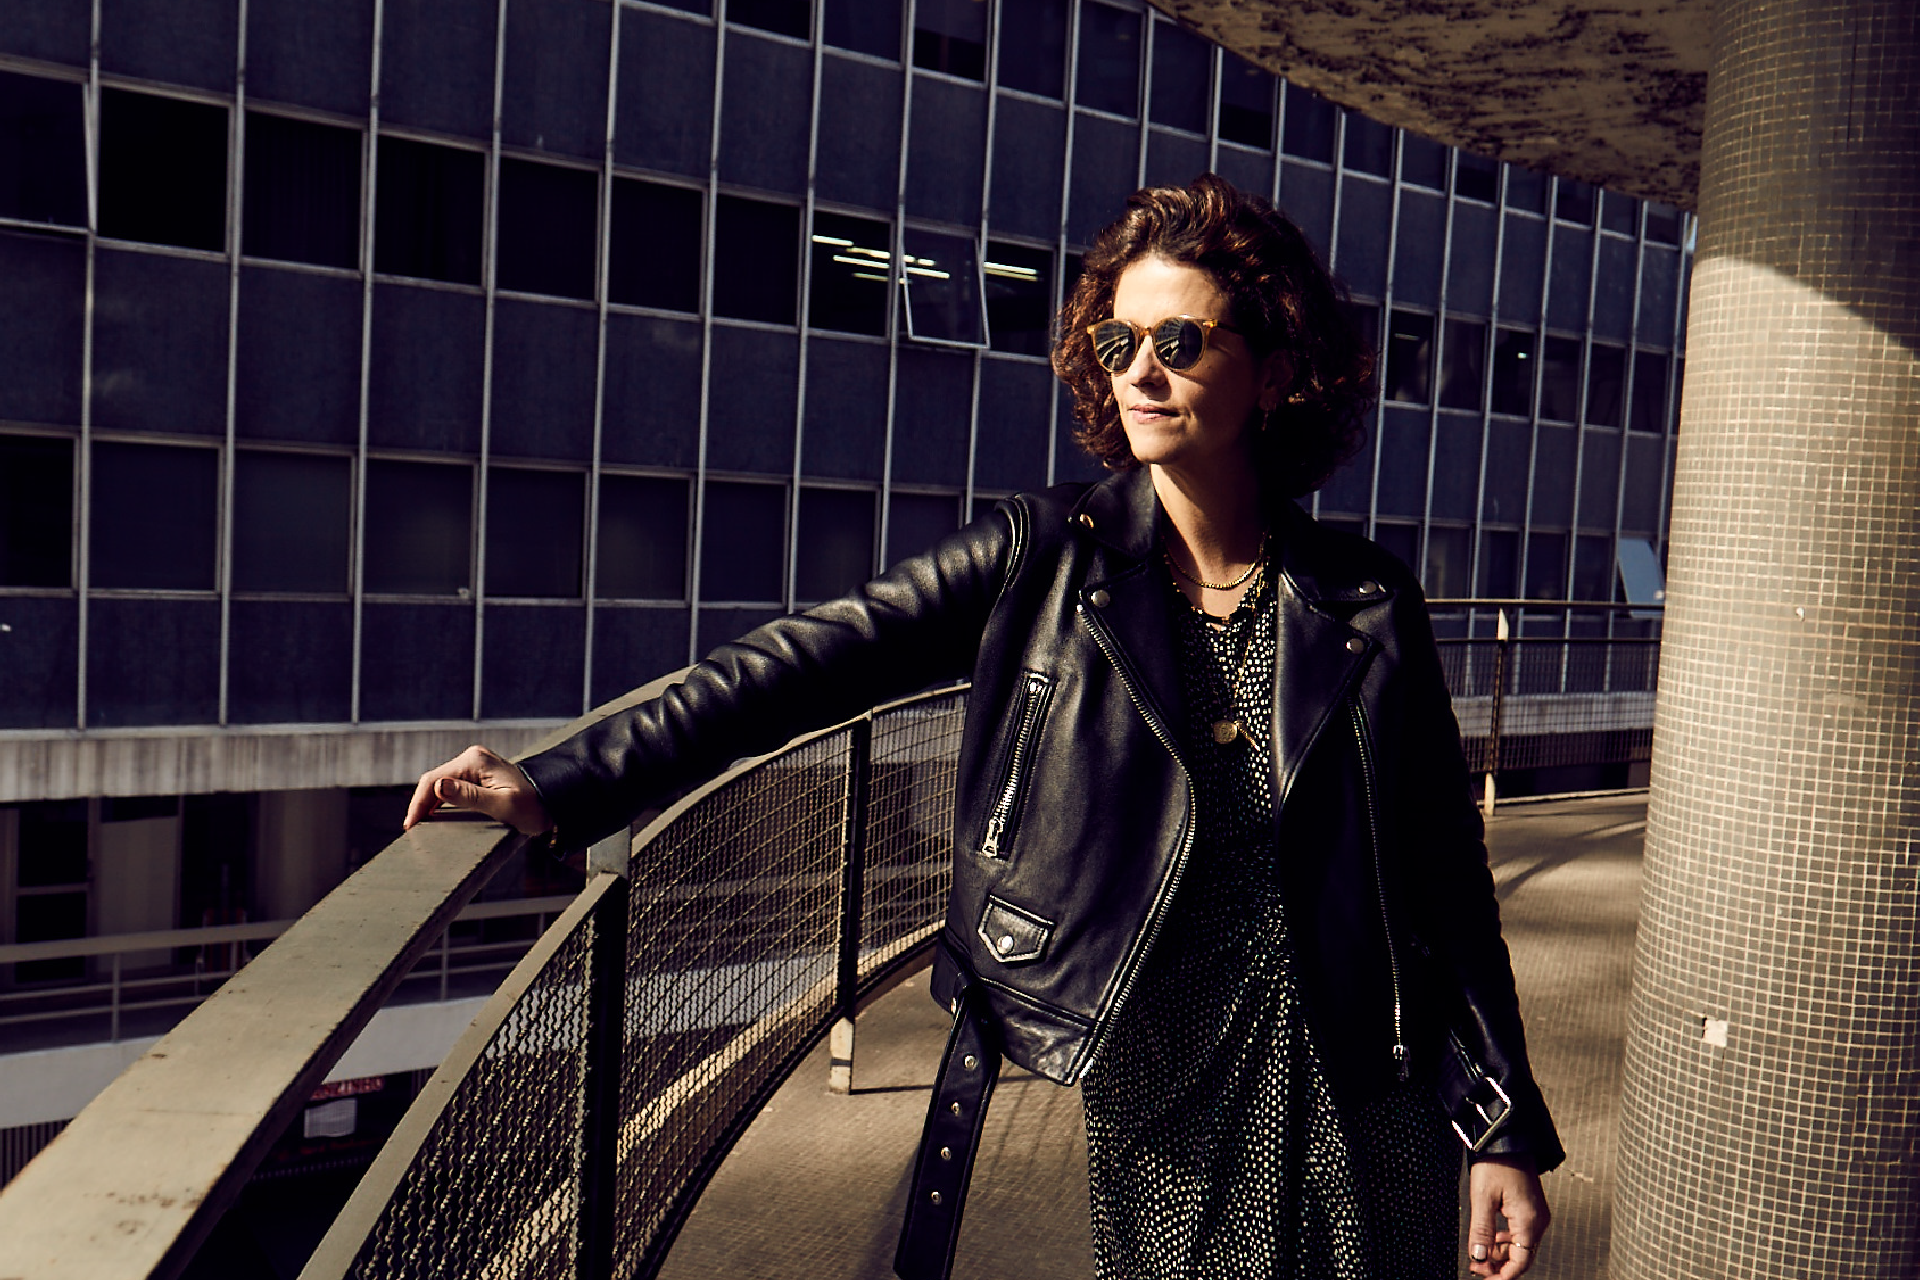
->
[978, 896, 1053, 964]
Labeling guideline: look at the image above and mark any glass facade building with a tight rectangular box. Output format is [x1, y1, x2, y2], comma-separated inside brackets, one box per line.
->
[0, 0, 1691, 737]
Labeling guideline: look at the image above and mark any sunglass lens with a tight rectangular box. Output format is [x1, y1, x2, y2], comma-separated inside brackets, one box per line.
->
[1152, 318, 1206, 370]
[1092, 321, 1139, 373]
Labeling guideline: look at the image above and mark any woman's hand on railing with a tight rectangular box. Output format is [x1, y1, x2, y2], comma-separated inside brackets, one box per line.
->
[405, 745, 555, 837]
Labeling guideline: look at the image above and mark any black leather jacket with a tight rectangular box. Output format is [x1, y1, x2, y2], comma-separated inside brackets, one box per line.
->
[522, 466, 1563, 1167]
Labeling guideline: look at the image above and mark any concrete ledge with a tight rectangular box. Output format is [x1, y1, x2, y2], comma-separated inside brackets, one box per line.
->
[0, 720, 572, 804]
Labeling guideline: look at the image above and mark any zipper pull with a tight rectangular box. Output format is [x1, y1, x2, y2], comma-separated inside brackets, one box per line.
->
[1392, 1042, 1411, 1082]
[980, 815, 1005, 858]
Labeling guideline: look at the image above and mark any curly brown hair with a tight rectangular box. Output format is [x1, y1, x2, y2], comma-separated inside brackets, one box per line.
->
[1053, 173, 1376, 497]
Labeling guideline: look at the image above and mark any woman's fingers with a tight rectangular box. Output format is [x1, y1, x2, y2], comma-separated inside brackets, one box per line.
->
[403, 745, 550, 834]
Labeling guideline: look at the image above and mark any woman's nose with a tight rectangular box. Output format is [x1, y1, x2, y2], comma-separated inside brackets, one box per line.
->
[1124, 339, 1167, 383]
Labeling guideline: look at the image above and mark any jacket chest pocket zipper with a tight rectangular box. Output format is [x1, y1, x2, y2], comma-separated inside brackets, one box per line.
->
[980, 671, 1054, 858]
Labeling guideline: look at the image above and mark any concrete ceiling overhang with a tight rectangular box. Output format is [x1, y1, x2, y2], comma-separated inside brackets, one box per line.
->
[1151, 0, 1710, 210]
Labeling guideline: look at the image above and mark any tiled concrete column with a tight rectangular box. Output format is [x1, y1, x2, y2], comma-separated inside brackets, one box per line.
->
[1615, 2, 1920, 1277]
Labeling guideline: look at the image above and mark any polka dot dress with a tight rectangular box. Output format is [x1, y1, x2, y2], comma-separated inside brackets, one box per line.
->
[1080, 562, 1462, 1279]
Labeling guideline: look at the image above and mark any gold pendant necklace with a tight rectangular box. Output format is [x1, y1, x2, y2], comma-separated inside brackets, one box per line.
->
[1205, 562, 1265, 748]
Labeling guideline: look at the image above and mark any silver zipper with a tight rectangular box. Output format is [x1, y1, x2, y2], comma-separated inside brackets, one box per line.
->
[1071, 603, 1196, 1082]
[979, 671, 1054, 858]
[1351, 700, 1410, 1080]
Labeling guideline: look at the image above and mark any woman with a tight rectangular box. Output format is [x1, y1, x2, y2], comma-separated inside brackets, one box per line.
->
[406, 175, 1558, 1280]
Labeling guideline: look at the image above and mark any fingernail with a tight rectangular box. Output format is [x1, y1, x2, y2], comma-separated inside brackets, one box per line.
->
[1472, 1245, 1487, 1261]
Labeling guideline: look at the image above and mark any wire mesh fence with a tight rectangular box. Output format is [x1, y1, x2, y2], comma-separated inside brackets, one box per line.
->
[1442, 636, 1661, 774]
[344, 909, 596, 1280]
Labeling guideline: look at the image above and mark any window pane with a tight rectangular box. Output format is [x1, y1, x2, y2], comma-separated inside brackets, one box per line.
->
[997, 0, 1066, 98]
[1505, 165, 1547, 215]
[1585, 342, 1626, 427]
[809, 210, 892, 336]
[914, 0, 986, 80]
[243, 112, 362, 270]
[485, 467, 584, 598]
[1476, 529, 1518, 598]
[597, 473, 688, 599]
[1630, 351, 1668, 434]
[1490, 328, 1534, 416]
[375, 136, 485, 286]
[1539, 335, 1582, 422]
[90, 442, 218, 591]
[1343, 112, 1392, 178]
[1148, 22, 1210, 134]
[713, 195, 799, 325]
[1644, 201, 1683, 245]
[1401, 135, 1446, 189]
[1373, 521, 1418, 577]
[98, 89, 227, 252]
[0, 434, 72, 588]
[700, 481, 785, 603]
[886, 491, 961, 568]
[1281, 81, 1334, 162]
[1601, 190, 1637, 235]
[1455, 152, 1497, 204]
[496, 158, 597, 300]
[984, 241, 1052, 357]
[1217, 55, 1273, 150]
[1554, 177, 1596, 224]
[1075, 4, 1141, 118]
[795, 487, 875, 601]
[0, 71, 86, 227]
[1573, 533, 1614, 601]
[1424, 526, 1470, 597]
[19, 799, 88, 886]
[730, 0, 810, 39]
[826, 0, 900, 59]
[1438, 318, 1485, 412]
[609, 178, 703, 311]
[363, 459, 472, 595]
[1524, 531, 1567, 600]
[232, 451, 351, 593]
[1384, 310, 1433, 404]
[902, 228, 984, 345]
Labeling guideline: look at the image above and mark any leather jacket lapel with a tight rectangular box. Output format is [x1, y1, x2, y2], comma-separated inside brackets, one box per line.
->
[1271, 577, 1369, 812]
[1071, 471, 1187, 746]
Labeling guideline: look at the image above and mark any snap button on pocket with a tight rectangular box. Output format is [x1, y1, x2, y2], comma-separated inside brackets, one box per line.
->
[1090, 589, 1111, 608]
[978, 896, 1054, 965]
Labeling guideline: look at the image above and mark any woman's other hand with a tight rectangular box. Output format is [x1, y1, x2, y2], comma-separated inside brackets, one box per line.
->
[1466, 1155, 1549, 1279]
[404, 745, 554, 836]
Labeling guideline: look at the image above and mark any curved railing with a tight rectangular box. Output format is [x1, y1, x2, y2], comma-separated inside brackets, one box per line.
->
[299, 686, 965, 1280]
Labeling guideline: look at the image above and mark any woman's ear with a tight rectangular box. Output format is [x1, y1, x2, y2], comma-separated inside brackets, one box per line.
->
[1259, 350, 1292, 412]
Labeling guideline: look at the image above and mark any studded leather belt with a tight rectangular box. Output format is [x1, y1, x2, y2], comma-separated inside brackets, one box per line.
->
[893, 979, 1002, 1280]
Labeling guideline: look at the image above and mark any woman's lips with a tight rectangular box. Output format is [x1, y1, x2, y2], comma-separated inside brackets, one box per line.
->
[1127, 404, 1175, 421]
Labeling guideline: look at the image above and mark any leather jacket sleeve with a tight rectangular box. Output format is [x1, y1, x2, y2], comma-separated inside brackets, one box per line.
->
[519, 505, 1018, 850]
[1388, 584, 1566, 1170]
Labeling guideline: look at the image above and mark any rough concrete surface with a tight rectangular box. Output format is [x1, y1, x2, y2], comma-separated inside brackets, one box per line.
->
[662, 793, 1645, 1279]
[1153, 0, 1708, 208]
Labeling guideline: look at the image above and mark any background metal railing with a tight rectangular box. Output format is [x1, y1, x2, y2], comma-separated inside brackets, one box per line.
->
[0, 896, 578, 1052]
[1430, 602, 1662, 810]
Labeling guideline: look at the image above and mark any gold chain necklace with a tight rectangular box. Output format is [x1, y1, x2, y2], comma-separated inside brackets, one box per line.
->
[1163, 534, 1267, 592]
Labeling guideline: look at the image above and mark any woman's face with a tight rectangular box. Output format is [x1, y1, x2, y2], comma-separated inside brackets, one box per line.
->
[1106, 255, 1285, 478]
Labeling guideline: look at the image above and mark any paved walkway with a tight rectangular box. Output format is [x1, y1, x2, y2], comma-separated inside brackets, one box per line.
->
[660, 794, 1646, 1280]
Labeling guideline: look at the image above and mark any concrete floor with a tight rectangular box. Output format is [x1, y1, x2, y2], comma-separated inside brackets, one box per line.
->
[660, 793, 1647, 1280]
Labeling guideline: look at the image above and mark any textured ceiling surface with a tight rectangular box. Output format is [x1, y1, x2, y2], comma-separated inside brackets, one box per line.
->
[1152, 0, 1709, 209]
